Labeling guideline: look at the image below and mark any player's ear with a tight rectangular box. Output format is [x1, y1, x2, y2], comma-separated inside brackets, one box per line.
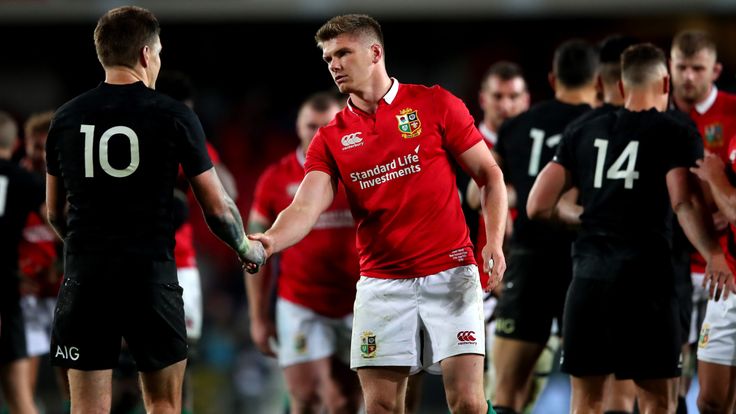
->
[618, 79, 625, 100]
[713, 62, 723, 82]
[547, 73, 556, 91]
[140, 45, 150, 68]
[595, 75, 604, 95]
[663, 74, 670, 95]
[371, 43, 383, 64]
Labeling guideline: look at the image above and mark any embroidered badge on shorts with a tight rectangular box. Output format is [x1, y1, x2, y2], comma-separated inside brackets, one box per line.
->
[396, 108, 422, 139]
[699, 323, 711, 349]
[294, 332, 307, 354]
[360, 331, 377, 358]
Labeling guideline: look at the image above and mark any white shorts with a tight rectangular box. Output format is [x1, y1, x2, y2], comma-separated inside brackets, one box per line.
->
[276, 298, 353, 367]
[177, 267, 203, 341]
[351, 265, 485, 374]
[20, 295, 55, 357]
[698, 294, 736, 366]
[689, 272, 710, 344]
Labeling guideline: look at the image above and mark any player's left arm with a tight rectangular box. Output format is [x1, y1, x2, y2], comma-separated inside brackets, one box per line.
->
[457, 141, 507, 288]
[669, 166, 734, 300]
[45, 173, 67, 240]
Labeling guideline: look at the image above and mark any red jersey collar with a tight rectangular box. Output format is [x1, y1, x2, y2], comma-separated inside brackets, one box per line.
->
[346, 78, 400, 117]
[695, 85, 718, 115]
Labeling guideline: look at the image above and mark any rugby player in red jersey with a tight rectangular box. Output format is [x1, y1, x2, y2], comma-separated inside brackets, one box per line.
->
[246, 92, 362, 414]
[247, 14, 507, 414]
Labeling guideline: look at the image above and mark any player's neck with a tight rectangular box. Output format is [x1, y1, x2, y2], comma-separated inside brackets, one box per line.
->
[349, 74, 392, 114]
[0, 149, 11, 160]
[104, 66, 150, 87]
[603, 86, 625, 106]
[625, 93, 663, 112]
[555, 86, 597, 107]
[672, 93, 700, 113]
[482, 118, 498, 134]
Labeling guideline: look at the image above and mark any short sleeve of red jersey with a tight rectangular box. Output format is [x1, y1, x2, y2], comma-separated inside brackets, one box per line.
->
[434, 87, 483, 158]
[304, 130, 338, 177]
[251, 166, 279, 221]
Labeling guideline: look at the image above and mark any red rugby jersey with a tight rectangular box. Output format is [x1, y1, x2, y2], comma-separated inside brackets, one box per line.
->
[18, 212, 60, 297]
[687, 88, 736, 273]
[253, 150, 359, 317]
[305, 80, 480, 279]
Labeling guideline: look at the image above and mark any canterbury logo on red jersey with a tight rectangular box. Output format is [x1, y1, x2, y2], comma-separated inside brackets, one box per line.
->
[456, 331, 476, 342]
[341, 132, 363, 147]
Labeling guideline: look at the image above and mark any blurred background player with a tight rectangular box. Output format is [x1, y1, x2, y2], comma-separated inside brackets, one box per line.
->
[0, 110, 44, 414]
[17, 110, 70, 413]
[669, 29, 736, 413]
[466, 60, 530, 405]
[490, 39, 598, 414]
[528, 42, 729, 413]
[246, 92, 362, 414]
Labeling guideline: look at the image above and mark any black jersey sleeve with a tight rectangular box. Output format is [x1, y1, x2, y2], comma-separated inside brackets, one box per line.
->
[175, 108, 213, 178]
[46, 116, 61, 177]
[553, 127, 577, 171]
[667, 122, 704, 171]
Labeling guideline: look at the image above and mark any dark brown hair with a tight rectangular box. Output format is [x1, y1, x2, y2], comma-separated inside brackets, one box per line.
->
[94, 6, 160, 68]
[482, 61, 526, 90]
[315, 14, 383, 47]
[672, 30, 717, 57]
[621, 43, 667, 86]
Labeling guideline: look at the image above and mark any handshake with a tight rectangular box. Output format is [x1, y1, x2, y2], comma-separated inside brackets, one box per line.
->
[240, 237, 267, 274]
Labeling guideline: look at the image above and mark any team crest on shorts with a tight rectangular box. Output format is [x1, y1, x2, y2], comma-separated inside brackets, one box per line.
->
[699, 323, 711, 349]
[704, 123, 723, 148]
[294, 332, 307, 354]
[396, 108, 422, 139]
[360, 331, 377, 358]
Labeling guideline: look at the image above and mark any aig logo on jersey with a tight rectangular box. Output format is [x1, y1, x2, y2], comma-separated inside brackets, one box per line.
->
[396, 108, 422, 139]
[341, 132, 364, 151]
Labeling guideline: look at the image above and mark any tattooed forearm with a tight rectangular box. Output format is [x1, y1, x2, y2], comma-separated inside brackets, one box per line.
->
[205, 195, 248, 257]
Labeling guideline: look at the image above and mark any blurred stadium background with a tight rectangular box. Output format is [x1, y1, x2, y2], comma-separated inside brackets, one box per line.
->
[2, 1, 735, 412]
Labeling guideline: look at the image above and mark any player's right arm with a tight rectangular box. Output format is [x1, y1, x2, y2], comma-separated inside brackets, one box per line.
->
[46, 173, 67, 240]
[189, 167, 265, 271]
[244, 210, 277, 357]
[691, 154, 736, 224]
[249, 170, 336, 259]
[668, 166, 735, 300]
[527, 162, 576, 222]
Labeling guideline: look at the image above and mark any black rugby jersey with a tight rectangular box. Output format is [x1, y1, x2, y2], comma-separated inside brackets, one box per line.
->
[46, 82, 212, 259]
[496, 99, 591, 249]
[0, 159, 44, 276]
[554, 108, 702, 253]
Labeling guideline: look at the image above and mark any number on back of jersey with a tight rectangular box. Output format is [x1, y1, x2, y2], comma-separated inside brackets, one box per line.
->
[593, 139, 640, 189]
[81, 124, 140, 178]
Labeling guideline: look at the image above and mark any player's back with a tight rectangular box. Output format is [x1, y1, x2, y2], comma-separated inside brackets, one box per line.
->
[558, 108, 702, 250]
[496, 99, 590, 248]
[46, 82, 211, 260]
